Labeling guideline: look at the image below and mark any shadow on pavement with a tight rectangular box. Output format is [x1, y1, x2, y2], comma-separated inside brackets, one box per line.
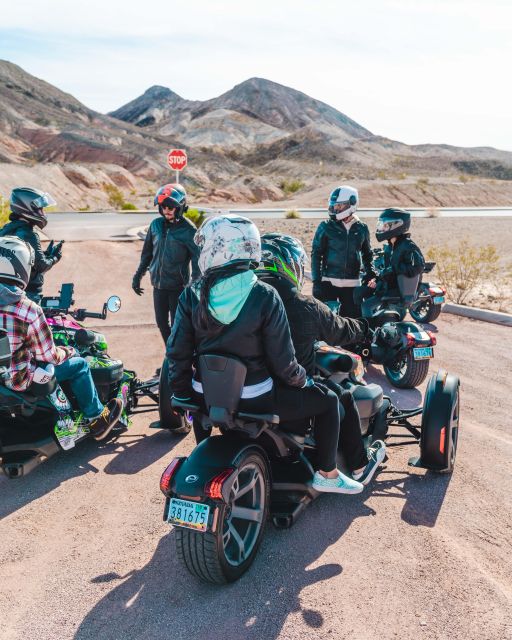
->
[0, 429, 182, 520]
[366, 365, 423, 410]
[75, 497, 376, 640]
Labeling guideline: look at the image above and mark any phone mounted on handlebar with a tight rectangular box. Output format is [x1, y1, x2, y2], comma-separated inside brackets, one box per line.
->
[41, 283, 75, 315]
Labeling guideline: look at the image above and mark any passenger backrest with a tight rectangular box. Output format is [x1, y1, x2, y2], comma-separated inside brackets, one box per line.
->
[397, 274, 421, 307]
[198, 355, 247, 425]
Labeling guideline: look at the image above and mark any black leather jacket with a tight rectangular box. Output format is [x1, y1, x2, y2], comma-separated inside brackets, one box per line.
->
[166, 279, 306, 398]
[267, 278, 370, 376]
[379, 235, 425, 291]
[0, 218, 56, 297]
[311, 218, 376, 284]
[135, 216, 200, 290]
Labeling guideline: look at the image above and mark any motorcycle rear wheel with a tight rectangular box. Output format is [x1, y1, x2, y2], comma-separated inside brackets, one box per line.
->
[175, 451, 269, 584]
[409, 300, 442, 323]
[384, 350, 430, 388]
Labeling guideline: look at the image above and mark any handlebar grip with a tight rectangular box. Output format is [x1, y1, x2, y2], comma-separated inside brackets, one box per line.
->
[83, 312, 105, 319]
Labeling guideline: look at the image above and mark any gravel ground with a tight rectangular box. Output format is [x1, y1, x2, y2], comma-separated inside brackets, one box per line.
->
[1, 242, 511, 640]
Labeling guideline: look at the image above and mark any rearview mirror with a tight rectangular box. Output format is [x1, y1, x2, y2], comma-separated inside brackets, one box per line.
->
[106, 295, 121, 313]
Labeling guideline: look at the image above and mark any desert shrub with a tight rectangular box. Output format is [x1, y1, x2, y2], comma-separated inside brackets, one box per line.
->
[78, 204, 91, 212]
[279, 179, 305, 194]
[397, 172, 407, 180]
[459, 174, 470, 184]
[0, 195, 10, 227]
[121, 202, 137, 210]
[285, 209, 301, 219]
[377, 170, 387, 179]
[185, 208, 207, 228]
[426, 207, 440, 218]
[102, 183, 125, 208]
[488, 260, 512, 312]
[427, 240, 501, 304]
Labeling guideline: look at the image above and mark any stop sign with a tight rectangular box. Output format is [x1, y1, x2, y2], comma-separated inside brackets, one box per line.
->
[167, 149, 188, 172]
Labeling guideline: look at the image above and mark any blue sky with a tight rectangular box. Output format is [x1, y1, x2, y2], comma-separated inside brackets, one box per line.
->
[1, 0, 511, 150]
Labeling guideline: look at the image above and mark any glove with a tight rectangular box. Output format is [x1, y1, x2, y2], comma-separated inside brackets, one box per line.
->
[132, 274, 144, 296]
[44, 240, 54, 257]
[52, 240, 64, 261]
[312, 281, 323, 299]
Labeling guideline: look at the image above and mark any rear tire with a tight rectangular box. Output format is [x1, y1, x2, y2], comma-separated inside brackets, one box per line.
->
[410, 299, 442, 323]
[419, 370, 460, 472]
[175, 451, 269, 584]
[159, 358, 190, 432]
[384, 350, 430, 388]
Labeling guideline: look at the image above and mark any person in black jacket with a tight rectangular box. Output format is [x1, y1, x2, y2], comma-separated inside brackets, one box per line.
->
[311, 185, 376, 318]
[0, 187, 63, 303]
[167, 214, 363, 494]
[360, 208, 425, 304]
[132, 183, 200, 343]
[257, 233, 386, 486]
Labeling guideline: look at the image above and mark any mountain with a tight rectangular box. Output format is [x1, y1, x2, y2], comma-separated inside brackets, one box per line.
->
[1, 60, 512, 209]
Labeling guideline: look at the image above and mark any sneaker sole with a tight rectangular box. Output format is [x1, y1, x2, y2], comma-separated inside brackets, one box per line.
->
[93, 403, 123, 441]
[359, 447, 387, 486]
[312, 484, 364, 495]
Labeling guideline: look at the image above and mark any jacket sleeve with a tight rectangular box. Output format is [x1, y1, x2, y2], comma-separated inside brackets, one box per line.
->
[262, 291, 306, 387]
[397, 245, 425, 277]
[31, 231, 56, 274]
[361, 225, 377, 283]
[166, 290, 195, 398]
[185, 229, 201, 280]
[27, 309, 71, 364]
[315, 299, 370, 346]
[311, 224, 326, 283]
[135, 224, 153, 277]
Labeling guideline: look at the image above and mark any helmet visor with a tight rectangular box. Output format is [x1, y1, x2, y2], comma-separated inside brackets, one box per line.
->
[31, 193, 56, 210]
[376, 219, 403, 234]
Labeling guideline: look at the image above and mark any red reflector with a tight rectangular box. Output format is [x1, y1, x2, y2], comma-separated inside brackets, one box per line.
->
[160, 457, 184, 495]
[439, 427, 446, 454]
[405, 332, 416, 347]
[205, 468, 235, 500]
[426, 331, 437, 346]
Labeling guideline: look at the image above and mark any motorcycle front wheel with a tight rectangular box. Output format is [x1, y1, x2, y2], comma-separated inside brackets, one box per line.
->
[175, 451, 269, 584]
[409, 299, 442, 323]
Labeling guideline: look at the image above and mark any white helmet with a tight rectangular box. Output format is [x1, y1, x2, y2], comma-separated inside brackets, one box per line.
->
[194, 214, 261, 274]
[328, 185, 359, 221]
[0, 236, 35, 289]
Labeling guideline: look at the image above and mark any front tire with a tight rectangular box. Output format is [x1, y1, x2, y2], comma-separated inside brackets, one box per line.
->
[175, 451, 270, 584]
[159, 358, 190, 432]
[384, 350, 430, 388]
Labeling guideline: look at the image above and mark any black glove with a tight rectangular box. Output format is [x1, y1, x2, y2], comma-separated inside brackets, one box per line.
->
[132, 274, 144, 296]
[52, 240, 64, 261]
[312, 281, 323, 299]
[44, 240, 54, 257]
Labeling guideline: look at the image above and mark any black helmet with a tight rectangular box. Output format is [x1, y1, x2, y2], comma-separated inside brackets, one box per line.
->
[0, 236, 35, 289]
[375, 208, 411, 242]
[9, 187, 56, 229]
[256, 233, 308, 290]
[154, 183, 188, 219]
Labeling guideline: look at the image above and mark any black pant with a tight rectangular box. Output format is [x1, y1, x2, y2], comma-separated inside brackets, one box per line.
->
[317, 281, 360, 318]
[153, 288, 182, 344]
[322, 378, 368, 471]
[192, 383, 340, 472]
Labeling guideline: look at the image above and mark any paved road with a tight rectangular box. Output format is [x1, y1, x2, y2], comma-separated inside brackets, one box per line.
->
[46, 208, 512, 241]
[1, 313, 511, 640]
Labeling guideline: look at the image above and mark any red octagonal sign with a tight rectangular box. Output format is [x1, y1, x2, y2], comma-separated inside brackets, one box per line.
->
[167, 148, 188, 171]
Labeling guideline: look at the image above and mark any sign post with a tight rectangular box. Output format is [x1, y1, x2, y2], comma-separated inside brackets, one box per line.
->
[167, 149, 188, 183]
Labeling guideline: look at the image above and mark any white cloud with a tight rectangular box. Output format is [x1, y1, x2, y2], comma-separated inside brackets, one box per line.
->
[1, 0, 511, 149]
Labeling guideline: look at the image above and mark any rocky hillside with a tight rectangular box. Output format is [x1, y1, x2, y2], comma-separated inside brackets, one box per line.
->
[1, 59, 512, 209]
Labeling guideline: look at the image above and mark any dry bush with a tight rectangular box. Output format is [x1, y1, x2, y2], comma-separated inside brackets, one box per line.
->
[102, 183, 125, 208]
[488, 261, 512, 312]
[427, 240, 501, 304]
[0, 195, 10, 227]
[285, 209, 301, 219]
[426, 207, 440, 218]
[279, 179, 304, 194]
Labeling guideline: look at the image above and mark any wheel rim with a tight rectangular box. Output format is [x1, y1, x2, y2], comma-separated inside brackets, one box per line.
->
[386, 354, 408, 382]
[411, 299, 431, 321]
[449, 392, 460, 466]
[222, 462, 265, 568]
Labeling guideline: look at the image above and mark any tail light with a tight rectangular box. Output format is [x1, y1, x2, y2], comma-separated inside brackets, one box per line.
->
[160, 457, 185, 495]
[405, 332, 416, 348]
[429, 286, 446, 296]
[439, 427, 446, 454]
[205, 468, 235, 500]
[426, 331, 437, 346]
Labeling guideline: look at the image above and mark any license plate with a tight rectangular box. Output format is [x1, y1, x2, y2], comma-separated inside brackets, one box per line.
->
[413, 347, 433, 360]
[167, 498, 210, 532]
[433, 296, 445, 304]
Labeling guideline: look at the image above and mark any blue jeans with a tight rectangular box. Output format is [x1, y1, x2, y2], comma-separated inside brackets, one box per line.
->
[55, 357, 103, 419]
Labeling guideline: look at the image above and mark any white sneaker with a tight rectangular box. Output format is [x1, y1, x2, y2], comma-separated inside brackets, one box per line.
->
[352, 440, 386, 486]
[312, 470, 364, 494]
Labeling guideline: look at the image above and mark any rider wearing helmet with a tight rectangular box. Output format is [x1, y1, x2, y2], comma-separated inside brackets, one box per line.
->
[0, 236, 122, 440]
[311, 186, 376, 317]
[167, 214, 363, 494]
[0, 187, 63, 304]
[132, 183, 200, 344]
[364, 208, 425, 298]
[257, 233, 386, 485]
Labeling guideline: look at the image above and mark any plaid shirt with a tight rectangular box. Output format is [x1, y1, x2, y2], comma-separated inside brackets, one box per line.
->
[0, 292, 71, 391]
